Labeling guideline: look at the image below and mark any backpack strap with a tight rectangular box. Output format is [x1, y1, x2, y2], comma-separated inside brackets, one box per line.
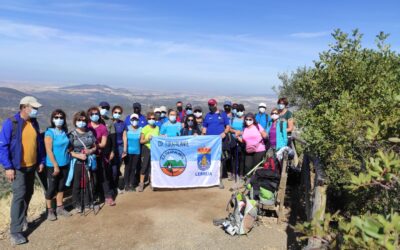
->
[9, 116, 18, 141]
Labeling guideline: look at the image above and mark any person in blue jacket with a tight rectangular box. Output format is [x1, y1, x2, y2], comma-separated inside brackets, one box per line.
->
[255, 102, 271, 130]
[0, 96, 45, 246]
[124, 102, 147, 128]
[266, 108, 288, 150]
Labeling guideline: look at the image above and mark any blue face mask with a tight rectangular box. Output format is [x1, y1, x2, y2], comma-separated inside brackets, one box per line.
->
[29, 108, 38, 118]
[278, 104, 285, 110]
[232, 109, 237, 115]
[76, 121, 86, 128]
[90, 114, 100, 122]
[236, 111, 244, 117]
[100, 109, 109, 116]
[131, 120, 138, 127]
[186, 109, 193, 115]
[53, 118, 64, 127]
[160, 112, 166, 118]
[113, 113, 121, 120]
[148, 119, 156, 125]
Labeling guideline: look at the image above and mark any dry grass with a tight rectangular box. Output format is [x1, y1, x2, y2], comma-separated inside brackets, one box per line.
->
[0, 185, 46, 240]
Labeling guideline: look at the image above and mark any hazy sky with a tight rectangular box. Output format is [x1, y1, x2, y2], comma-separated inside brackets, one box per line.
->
[0, 0, 399, 94]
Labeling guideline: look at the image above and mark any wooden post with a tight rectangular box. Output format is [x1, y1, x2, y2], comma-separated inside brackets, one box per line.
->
[277, 152, 288, 224]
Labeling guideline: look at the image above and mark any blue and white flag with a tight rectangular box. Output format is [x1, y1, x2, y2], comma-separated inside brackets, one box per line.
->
[151, 135, 221, 188]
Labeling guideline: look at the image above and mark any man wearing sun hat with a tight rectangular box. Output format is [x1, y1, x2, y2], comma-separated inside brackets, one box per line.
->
[255, 102, 271, 130]
[202, 98, 231, 189]
[0, 96, 45, 246]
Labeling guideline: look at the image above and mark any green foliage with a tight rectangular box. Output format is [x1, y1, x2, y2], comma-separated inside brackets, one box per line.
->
[278, 29, 400, 248]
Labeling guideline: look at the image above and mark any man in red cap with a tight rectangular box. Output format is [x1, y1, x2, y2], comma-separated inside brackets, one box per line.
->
[202, 99, 230, 189]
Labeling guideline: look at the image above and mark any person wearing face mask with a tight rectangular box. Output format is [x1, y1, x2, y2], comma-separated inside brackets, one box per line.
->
[255, 102, 271, 130]
[266, 108, 288, 150]
[231, 103, 239, 118]
[223, 101, 233, 119]
[180, 114, 201, 136]
[122, 114, 142, 192]
[0, 96, 45, 246]
[193, 106, 204, 131]
[68, 111, 97, 213]
[124, 102, 147, 128]
[160, 110, 182, 137]
[277, 97, 294, 136]
[176, 101, 186, 122]
[183, 103, 193, 122]
[138, 112, 160, 192]
[44, 109, 71, 221]
[87, 107, 114, 206]
[202, 99, 231, 189]
[159, 106, 168, 123]
[105, 106, 126, 195]
[154, 107, 164, 128]
[238, 113, 268, 175]
[229, 104, 246, 180]
[98, 101, 111, 128]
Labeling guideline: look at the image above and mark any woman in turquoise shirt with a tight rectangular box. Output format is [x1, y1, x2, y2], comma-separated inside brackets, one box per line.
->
[44, 109, 71, 221]
[122, 113, 142, 191]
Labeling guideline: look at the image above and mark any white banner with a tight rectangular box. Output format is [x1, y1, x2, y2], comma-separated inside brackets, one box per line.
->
[150, 135, 221, 188]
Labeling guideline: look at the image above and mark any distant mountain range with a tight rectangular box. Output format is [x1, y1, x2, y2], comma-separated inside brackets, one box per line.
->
[0, 83, 278, 129]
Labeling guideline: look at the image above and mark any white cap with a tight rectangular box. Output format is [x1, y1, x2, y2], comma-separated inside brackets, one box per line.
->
[130, 113, 139, 119]
[258, 102, 266, 108]
[159, 106, 167, 112]
[154, 108, 161, 113]
[20, 96, 42, 108]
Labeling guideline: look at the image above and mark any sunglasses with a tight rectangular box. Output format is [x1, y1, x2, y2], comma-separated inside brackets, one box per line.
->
[101, 106, 110, 110]
[54, 116, 63, 119]
[148, 118, 155, 120]
[187, 119, 194, 121]
[91, 113, 99, 116]
[245, 119, 253, 121]
[78, 118, 86, 121]
[130, 118, 138, 121]
[271, 112, 279, 115]
[114, 111, 121, 114]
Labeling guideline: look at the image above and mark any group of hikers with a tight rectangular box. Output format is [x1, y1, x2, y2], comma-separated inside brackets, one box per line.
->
[0, 95, 294, 246]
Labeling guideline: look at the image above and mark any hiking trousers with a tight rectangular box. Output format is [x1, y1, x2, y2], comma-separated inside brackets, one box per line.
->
[10, 166, 36, 233]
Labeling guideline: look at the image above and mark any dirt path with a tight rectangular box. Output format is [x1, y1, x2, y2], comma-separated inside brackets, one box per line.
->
[0, 180, 288, 250]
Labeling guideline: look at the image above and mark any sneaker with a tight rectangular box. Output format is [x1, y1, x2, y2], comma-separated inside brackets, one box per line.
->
[10, 233, 27, 246]
[137, 182, 144, 192]
[227, 173, 234, 181]
[47, 208, 57, 221]
[117, 188, 125, 195]
[74, 206, 83, 214]
[22, 217, 28, 232]
[106, 197, 116, 206]
[219, 181, 225, 189]
[56, 206, 71, 217]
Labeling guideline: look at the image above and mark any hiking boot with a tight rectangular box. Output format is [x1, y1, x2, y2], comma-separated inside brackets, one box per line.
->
[10, 233, 27, 246]
[106, 197, 116, 206]
[47, 208, 57, 221]
[56, 206, 71, 217]
[137, 182, 144, 192]
[219, 181, 225, 189]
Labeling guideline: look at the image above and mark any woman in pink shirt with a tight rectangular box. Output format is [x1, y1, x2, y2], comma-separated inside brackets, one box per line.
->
[238, 113, 267, 175]
[87, 107, 115, 206]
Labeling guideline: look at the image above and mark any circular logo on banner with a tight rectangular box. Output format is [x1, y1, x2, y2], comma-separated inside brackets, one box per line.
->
[159, 149, 187, 177]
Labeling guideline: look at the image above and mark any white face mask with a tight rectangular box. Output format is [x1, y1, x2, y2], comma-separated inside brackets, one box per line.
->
[100, 109, 109, 116]
[259, 107, 266, 113]
[131, 120, 138, 126]
[271, 114, 280, 120]
[236, 111, 244, 117]
[53, 118, 64, 127]
[194, 112, 202, 118]
[245, 120, 254, 126]
[169, 115, 176, 122]
[278, 104, 285, 110]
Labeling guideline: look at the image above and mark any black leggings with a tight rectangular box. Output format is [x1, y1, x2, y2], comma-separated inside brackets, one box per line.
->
[140, 146, 151, 175]
[245, 151, 265, 175]
[124, 154, 140, 187]
[45, 166, 69, 199]
[231, 144, 245, 177]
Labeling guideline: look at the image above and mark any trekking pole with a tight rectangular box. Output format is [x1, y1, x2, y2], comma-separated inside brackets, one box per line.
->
[81, 162, 85, 216]
[86, 167, 96, 215]
[245, 159, 264, 179]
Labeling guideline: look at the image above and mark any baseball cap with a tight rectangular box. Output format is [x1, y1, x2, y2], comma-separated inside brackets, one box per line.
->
[20, 96, 42, 108]
[223, 101, 232, 106]
[99, 101, 110, 108]
[185, 103, 192, 109]
[130, 113, 139, 120]
[258, 102, 267, 108]
[154, 108, 161, 113]
[159, 106, 167, 113]
[208, 99, 217, 106]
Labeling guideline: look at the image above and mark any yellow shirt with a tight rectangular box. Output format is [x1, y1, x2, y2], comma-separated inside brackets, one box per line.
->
[21, 120, 37, 167]
[141, 125, 160, 149]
